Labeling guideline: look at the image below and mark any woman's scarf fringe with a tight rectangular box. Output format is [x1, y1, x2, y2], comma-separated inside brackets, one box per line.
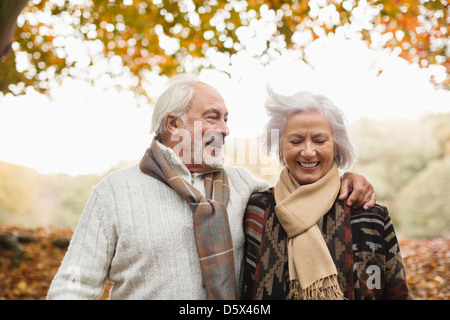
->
[289, 276, 346, 300]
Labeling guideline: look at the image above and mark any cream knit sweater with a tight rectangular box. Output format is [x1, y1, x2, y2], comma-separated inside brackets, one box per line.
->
[47, 142, 269, 300]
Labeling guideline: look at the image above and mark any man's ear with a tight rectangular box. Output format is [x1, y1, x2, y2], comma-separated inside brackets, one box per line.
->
[165, 113, 183, 134]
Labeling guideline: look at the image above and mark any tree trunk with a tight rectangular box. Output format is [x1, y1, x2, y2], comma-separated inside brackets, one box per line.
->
[0, 0, 28, 58]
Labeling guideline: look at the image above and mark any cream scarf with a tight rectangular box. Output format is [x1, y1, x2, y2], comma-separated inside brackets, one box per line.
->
[274, 162, 345, 300]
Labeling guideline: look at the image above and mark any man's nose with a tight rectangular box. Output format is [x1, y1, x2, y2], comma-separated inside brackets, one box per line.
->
[218, 119, 230, 137]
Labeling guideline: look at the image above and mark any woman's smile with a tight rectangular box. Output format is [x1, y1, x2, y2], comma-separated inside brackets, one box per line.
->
[298, 161, 320, 169]
[280, 110, 337, 185]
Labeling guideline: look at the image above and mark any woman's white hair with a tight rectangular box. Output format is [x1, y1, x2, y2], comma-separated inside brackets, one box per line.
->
[150, 73, 200, 138]
[261, 86, 358, 170]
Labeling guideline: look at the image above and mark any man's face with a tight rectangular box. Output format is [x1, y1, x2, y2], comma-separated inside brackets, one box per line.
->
[176, 82, 230, 172]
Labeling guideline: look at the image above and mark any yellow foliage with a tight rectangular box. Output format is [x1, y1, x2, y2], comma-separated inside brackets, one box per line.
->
[0, 0, 448, 98]
[0, 161, 37, 216]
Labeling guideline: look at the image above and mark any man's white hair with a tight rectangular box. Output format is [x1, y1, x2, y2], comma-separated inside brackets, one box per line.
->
[150, 73, 200, 139]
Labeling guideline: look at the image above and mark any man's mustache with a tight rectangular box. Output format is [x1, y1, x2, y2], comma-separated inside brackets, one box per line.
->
[205, 134, 225, 148]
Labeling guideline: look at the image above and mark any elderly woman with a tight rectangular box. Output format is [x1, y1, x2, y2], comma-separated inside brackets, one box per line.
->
[242, 88, 412, 300]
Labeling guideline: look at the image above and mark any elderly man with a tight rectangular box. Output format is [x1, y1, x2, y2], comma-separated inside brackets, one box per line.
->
[47, 74, 375, 300]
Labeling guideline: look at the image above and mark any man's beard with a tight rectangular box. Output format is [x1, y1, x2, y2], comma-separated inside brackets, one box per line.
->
[198, 140, 225, 170]
[171, 126, 225, 170]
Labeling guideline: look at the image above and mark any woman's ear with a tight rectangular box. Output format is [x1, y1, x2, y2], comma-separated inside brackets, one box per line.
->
[279, 147, 284, 164]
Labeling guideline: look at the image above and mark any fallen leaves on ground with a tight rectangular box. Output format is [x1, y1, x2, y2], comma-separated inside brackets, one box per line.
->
[400, 238, 449, 300]
[0, 226, 448, 300]
[0, 226, 74, 300]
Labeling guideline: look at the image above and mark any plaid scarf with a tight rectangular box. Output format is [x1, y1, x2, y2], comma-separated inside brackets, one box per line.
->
[139, 140, 237, 299]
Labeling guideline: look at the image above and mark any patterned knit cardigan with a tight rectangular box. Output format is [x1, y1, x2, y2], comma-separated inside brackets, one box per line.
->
[242, 189, 413, 300]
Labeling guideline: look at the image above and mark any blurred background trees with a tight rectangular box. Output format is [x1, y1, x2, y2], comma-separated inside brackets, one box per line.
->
[1, 113, 449, 238]
[350, 113, 450, 238]
[0, 0, 449, 99]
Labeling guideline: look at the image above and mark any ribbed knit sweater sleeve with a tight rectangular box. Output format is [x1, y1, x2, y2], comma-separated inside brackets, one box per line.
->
[47, 188, 115, 299]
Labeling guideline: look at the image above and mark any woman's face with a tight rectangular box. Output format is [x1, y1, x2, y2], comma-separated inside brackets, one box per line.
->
[280, 110, 337, 185]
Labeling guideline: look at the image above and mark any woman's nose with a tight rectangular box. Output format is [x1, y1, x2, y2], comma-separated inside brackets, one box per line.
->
[301, 142, 316, 158]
